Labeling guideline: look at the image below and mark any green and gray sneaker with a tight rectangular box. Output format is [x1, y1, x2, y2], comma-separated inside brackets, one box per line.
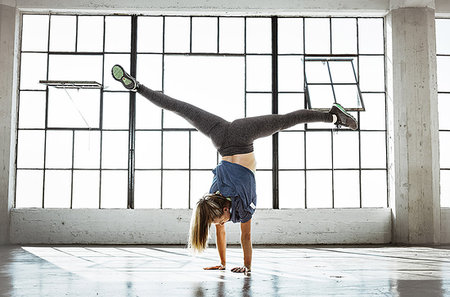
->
[329, 103, 358, 130]
[111, 64, 139, 92]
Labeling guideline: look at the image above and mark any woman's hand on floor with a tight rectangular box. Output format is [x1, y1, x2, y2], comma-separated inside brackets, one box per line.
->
[231, 266, 251, 275]
[203, 264, 225, 270]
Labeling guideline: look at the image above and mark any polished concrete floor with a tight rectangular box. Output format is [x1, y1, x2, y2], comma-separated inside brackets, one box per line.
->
[1, 245, 450, 297]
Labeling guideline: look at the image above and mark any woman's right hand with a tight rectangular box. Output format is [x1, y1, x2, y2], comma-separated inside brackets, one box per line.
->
[203, 264, 226, 270]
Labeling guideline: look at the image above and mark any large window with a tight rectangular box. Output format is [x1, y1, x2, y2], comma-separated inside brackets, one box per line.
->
[15, 14, 387, 209]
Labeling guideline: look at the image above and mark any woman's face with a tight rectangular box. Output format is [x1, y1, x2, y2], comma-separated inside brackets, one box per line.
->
[213, 208, 231, 226]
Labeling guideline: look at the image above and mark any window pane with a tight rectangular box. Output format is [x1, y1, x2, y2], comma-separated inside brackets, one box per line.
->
[359, 56, 384, 92]
[48, 54, 103, 82]
[137, 17, 163, 52]
[105, 16, 131, 52]
[278, 18, 303, 54]
[135, 171, 161, 209]
[74, 131, 100, 169]
[17, 130, 45, 168]
[20, 53, 47, 90]
[441, 170, 450, 207]
[163, 131, 189, 169]
[44, 170, 71, 208]
[255, 171, 272, 208]
[104, 54, 131, 91]
[15, 170, 43, 208]
[440, 132, 450, 168]
[278, 93, 305, 130]
[102, 131, 129, 169]
[72, 170, 100, 208]
[219, 17, 244, 54]
[333, 132, 359, 169]
[278, 56, 304, 92]
[192, 17, 217, 53]
[191, 131, 217, 169]
[306, 131, 332, 169]
[436, 19, 450, 55]
[332, 18, 357, 54]
[279, 132, 304, 169]
[190, 171, 213, 209]
[50, 15, 76, 52]
[246, 18, 271, 54]
[360, 132, 386, 168]
[279, 171, 305, 208]
[254, 136, 272, 170]
[361, 170, 387, 207]
[45, 131, 73, 169]
[101, 170, 128, 208]
[334, 170, 360, 208]
[77, 16, 104, 52]
[305, 61, 330, 83]
[135, 131, 161, 169]
[358, 18, 384, 54]
[22, 15, 49, 51]
[165, 17, 190, 53]
[18, 91, 46, 129]
[329, 61, 357, 83]
[437, 56, 450, 92]
[359, 93, 385, 130]
[162, 171, 189, 208]
[333, 85, 362, 110]
[307, 85, 334, 110]
[439, 94, 450, 130]
[305, 18, 330, 54]
[246, 55, 271, 92]
[136, 94, 162, 129]
[306, 171, 332, 208]
[137, 54, 163, 91]
[102, 92, 129, 129]
[246, 93, 272, 117]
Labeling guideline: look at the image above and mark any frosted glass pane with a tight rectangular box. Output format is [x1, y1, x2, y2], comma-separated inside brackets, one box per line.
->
[255, 171, 272, 208]
[105, 16, 131, 52]
[22, 15, 49, 51]
[334, 170, 360, 208]
[440, 132, 450, 168]
[437, 56, 450, 92]
[47, 88, 100, 129]
[48, 55, 103, 82]
[441, 170, 450, 207]
[254, 136, 272, 170]
[104, 54, 131, 91]
[219, 17, 244, 54]
[359, 93, 385, 130]
[17, 130, 45, 168]
[101, 171, 128, 208]
[162, 171, 189, 208]
[436, 19, 450, 55]
[246, 55, 272, 92]
[278, 56, 304, 92]
[102, 131, 129, 169]
[305, 18, 330, 54]
[246, 93, 272, 117]
[15, 170, 43, 208]
[192, 17, 217, 53]
[306, 132, 332, 169]
[135, 131, 161, 169]
[246, 18, 271, 54]
[163, 132, 189, 169]
[137, 54, 163, 91]
[333, 132, 359, 169]
[72, 170, 100, 208]
[279, 171, 305, 208]
[18, 91, 46, 129]
[359, 56, 385, 92]
[165, 17, 190, 53]
[439, 94, 450, 130]
[360, 132, 386, 168]
[77, 16, 104, 52]
[305, 61, 330, 83]
[164, 56, 244, 127]
[358, 18, 384, 54]
[74, 131, 100, 169]
[44, 170, 71, 208]
[332, 18, 357, 54]
[306, 171, 332, 208]
[278, 93, 305, 130]
[278, 18, 303, 54]
[45, 131, 73, 169]
[20, 53, 47, 90]
[191, 131, 217, 169]
[361, 170, 387, 207]
[307, 85, 335, 110]
[279, 132, 304, 169]
[136, 94, 162, 129]
[102, 92, 129, 129]
[134, 171, 161, 209]
[50, 16, 76, 52]
[137, 17, 163, 52]
[190, 171, 214, 209]
[329, 61, 357, 83]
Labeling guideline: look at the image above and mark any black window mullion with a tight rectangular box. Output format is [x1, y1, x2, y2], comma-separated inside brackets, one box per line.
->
[271, 16, 279, 209]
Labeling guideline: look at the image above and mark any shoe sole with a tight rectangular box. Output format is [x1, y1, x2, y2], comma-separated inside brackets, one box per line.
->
[112, 64, 135, 89]
[333, 103, 358, 130]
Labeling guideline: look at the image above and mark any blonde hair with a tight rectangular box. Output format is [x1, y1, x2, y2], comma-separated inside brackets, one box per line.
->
[188, 193, 230, 253]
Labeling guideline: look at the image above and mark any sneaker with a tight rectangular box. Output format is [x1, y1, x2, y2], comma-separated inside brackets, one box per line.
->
[111, 64, 139, 92]
[329, 103, 358, 130]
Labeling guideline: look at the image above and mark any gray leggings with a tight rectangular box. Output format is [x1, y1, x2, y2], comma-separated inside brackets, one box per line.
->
[138, 85, 333, 156]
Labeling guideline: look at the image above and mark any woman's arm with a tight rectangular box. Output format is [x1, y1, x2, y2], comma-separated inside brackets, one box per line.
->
[232, 219, 252, 274]
[204, 223, 227, 270]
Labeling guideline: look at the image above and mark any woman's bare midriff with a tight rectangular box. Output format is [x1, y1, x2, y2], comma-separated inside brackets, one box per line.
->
[222, 152, 256, 173]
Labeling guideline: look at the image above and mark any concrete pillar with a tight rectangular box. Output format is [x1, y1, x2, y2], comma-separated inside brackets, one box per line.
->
[0, 3, 18, 245]
[386, 3, 441, 244]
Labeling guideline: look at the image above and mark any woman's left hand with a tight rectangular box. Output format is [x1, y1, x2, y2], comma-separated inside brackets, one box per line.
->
[231, 266, 251, 275]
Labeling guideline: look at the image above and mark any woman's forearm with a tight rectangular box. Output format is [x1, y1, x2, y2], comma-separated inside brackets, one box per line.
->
[216, 224, 227, 266]
[241, 233, 252, 269]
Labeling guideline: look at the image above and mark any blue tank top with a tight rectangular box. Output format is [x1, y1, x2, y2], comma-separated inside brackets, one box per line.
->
[209, 161, 257, 223]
